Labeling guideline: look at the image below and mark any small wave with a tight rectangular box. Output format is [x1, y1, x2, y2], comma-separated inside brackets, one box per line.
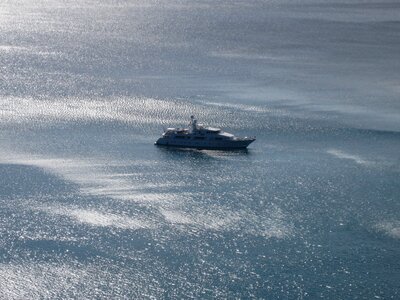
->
[0, 260, 163, 299]
[200, 100, 271, 113]
[0, 263, 90, 299]
[209, 50, 289, 62]
[0, 154, 175, 203]
[0, 45, 62, 58]
[0, 45, 29, 53]
[374, 221, 400, 239]
[160, 205, 293, 239]
[326, 149, 372, 166]
[0, 95, 270, 131]
[1, 153, 292, 239]
[160, 209, 193, 225]
[42, 206, 152, 230]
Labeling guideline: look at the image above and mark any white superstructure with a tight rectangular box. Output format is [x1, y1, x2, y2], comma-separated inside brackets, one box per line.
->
[155, 116, 255, 150]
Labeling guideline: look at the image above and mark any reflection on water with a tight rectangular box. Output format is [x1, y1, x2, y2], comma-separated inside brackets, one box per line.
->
[1, 96, 399, 299]
[1, 95, 399, 298]
[1, 0, 400, 298]
[156, 145, 250, 160]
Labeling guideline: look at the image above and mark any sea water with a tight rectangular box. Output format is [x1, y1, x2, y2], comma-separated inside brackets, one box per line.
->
[0, 0, 399, 298]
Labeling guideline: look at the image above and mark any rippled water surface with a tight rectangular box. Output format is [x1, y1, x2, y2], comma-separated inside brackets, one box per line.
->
[1, 0, 400, 299]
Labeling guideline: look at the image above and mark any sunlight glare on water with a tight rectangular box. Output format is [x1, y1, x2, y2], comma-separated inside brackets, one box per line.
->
[0, 0, 399, 298]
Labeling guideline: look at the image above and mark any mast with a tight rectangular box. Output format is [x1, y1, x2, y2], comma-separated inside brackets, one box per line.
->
[189, 115, 197, 133]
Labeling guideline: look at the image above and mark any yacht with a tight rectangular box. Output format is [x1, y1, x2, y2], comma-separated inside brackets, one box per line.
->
[155, 116, 255, 150]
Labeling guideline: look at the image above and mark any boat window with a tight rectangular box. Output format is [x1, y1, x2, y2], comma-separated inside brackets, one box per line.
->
[215, 137, 222, 140]
[194, 137, 205, 140]
[174, 136, 185, 139]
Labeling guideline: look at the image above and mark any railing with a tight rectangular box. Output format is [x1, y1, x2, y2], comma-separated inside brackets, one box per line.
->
[234, 136, 256, 141]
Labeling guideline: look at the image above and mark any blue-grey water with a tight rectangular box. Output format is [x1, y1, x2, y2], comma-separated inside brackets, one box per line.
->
[1, 0, 399, 298]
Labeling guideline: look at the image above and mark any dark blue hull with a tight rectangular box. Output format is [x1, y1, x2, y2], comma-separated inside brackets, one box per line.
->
[155, 139, 255, 150]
